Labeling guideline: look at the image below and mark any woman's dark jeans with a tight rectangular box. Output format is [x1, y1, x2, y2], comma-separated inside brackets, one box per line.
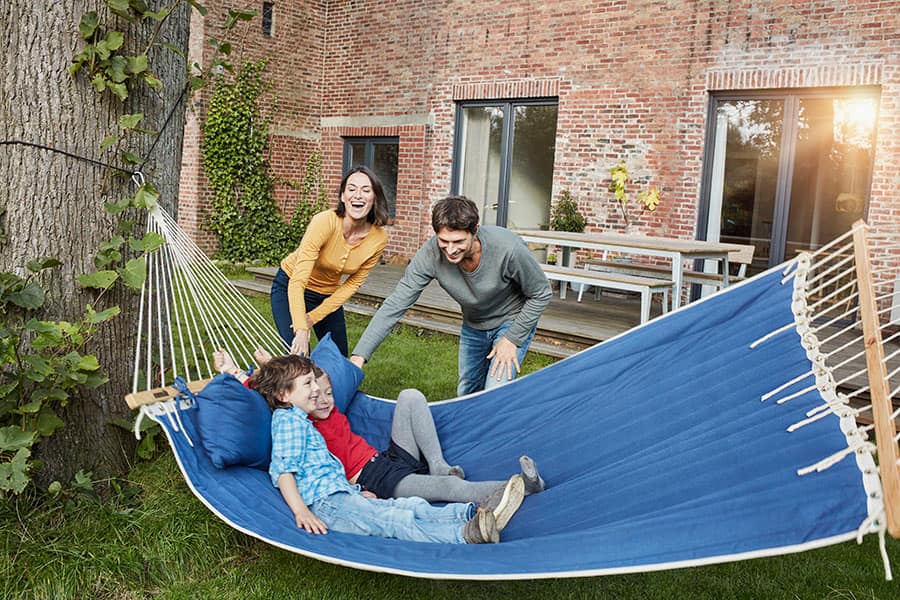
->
[271, 268, 349, 356]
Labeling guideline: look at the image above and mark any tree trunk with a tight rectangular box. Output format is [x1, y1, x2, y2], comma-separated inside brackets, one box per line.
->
[0, 1, 190, 486]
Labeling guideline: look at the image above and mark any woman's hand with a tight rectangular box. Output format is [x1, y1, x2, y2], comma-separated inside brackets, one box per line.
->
[361, 490, 377, 499]
[290, 329, 310, 356]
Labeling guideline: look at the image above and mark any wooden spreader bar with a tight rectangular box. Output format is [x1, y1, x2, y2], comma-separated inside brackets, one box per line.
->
[124, 378, 211, 409]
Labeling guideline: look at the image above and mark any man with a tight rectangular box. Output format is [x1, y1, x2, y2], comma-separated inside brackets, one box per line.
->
[350, 195, 551, 395]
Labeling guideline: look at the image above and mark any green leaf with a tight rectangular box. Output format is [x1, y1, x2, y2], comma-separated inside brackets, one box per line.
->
[99, 135, 118, 152]
[84, 373, 109, 389]
[143, 8, 169, 21]
[17, 399, 42, 414]
[23, 354, 52, 381]
[32, 388, 68, 404]
[225, 9, 258, 30]
[187, 0, 208, 16]
[8, 282, 44, 309]
[142, 72, 163, 91]
[95, 40, 112, 61]
[26, 257, 61, 272]
[104, 197, 131, 215]
[106, 0, 130, 12]
[122, 151, 142, 165]
[35, 410, 65, 437]
[76, 270, 118, 290]
[159, 42, 185, 58]
[119, 258, 146, 290]
[106, 55, 128, 83]
[94, 248, 121, 268]
[219, 42, 232, 56]
[129, 232, 164, 252]
[91, 74, 107, 92]
[126, 54, 148, 75]
[0, 426, 35, 452]
[48, 481, 62, 495]
[105, 31, 124, 51]
[0, 380, 17, 399]
[87, 305, 120, 324]
[77, 355, 101, 372]
[132, 184, 159, 209]
[136, 432, 157, 459]
[109, 82, 128, 101]
[119, 113, 143, 130]
[99, 236, 125, 252]
[0, 448, 32, 494]
[78, 12, 100, 39]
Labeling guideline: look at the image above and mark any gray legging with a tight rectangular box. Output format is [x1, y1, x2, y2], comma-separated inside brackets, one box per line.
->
[389, 389, 506, 503]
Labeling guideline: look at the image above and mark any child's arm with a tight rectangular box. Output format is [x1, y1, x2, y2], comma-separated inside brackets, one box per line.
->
[277, 472, 328, 534]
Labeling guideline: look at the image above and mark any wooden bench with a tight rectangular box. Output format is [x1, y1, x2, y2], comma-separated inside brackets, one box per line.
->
[541, 264, 672, 323]
[576, 244, 756, 302]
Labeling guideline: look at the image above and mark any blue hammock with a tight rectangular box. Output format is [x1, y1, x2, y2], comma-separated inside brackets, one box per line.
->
[151, 266, 872, 579]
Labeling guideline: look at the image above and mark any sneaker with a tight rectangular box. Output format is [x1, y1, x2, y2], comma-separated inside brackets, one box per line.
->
[463, 508, 498, 544]
[519, 455, 545, 495]
[482, 474, 524, 532]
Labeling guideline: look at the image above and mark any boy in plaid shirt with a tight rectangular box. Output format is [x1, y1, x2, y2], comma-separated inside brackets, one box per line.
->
[255, 354, 519, 544]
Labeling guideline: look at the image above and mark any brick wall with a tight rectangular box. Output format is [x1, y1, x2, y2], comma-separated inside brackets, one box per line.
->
[180, 0, 900, 260]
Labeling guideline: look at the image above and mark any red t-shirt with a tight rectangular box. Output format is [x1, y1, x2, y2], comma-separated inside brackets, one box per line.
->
[310, 409, 378, 480]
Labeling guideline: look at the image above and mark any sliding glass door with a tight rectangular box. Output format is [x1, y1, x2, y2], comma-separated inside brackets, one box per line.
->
[700, 89, 878, 273]
[452, 100, 558, 230]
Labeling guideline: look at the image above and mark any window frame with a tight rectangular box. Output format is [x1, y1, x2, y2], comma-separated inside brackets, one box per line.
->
[697, 86, 880, 267]
[450, 97, 558, 227]
[342, 136, 400, 219]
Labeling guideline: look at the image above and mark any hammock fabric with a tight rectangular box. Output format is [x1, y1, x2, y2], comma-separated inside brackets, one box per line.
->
[149, 265, 878, 579]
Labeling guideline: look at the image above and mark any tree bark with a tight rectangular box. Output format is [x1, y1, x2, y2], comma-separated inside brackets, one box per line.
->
[0, 1, 190, 486]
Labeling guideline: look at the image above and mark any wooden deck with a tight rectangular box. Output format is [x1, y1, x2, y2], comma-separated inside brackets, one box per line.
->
[235, 264, 663, 358]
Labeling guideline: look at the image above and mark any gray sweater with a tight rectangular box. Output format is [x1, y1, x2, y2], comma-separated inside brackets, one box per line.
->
[353, 226, 551, 361]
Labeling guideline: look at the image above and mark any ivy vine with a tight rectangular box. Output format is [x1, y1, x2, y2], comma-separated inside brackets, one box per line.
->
[202, 59, 328, 264]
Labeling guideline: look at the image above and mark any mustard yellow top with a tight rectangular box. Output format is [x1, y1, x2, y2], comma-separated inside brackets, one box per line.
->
[280, 210, 387, 332]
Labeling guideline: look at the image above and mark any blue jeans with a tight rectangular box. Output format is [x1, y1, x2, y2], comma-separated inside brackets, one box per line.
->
[457, 321, 537, 396]
[310, 491, 474, 544]
[270, 268, 349, 356]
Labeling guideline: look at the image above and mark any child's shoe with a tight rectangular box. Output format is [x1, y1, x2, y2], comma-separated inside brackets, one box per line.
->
[463, 508, 498, 544]
[480, 474, 525, 532]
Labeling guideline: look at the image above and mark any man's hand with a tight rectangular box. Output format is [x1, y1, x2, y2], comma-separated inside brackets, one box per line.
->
[290, 329, 310, 356]
[486, 336, 520, 382]
[361, 490, 377, 499]
[350, 354, 365, 369]
[293, 505, 328, 534]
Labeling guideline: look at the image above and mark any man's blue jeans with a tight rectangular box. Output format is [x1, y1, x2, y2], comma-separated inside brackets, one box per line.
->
[457, 321, 537, 396]
[270, 268, 349, 356]
[310, 492, 474, 544]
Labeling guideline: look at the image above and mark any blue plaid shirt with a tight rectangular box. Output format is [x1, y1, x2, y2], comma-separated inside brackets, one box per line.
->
[269, 407, 356, 504]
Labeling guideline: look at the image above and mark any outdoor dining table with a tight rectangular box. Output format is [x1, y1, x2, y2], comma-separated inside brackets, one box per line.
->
[514, 229, 744, 310]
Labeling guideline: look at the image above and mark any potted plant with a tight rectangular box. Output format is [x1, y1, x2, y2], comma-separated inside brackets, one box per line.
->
[547, 191, 586, 274]
[550, 190, 586, 233]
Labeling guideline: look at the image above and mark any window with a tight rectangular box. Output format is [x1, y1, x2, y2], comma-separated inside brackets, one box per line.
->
[261, 2, 274, 37]
[699, 89, 879, 274]
[343, 138, 399, 219]
[451, 99, 558, 230]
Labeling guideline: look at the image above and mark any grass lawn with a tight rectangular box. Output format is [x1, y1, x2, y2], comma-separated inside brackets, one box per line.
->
[2, 303, 898, 598]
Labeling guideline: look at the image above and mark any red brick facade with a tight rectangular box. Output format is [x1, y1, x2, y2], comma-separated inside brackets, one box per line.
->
[179, 0, 900, 261]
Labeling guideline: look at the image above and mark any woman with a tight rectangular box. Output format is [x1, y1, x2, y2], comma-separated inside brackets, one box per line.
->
[271, 166, 389, 356]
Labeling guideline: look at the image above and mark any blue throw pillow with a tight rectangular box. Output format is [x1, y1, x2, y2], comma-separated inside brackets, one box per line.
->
[310, 332, 364, 413]
[195, 373, 272, 470]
